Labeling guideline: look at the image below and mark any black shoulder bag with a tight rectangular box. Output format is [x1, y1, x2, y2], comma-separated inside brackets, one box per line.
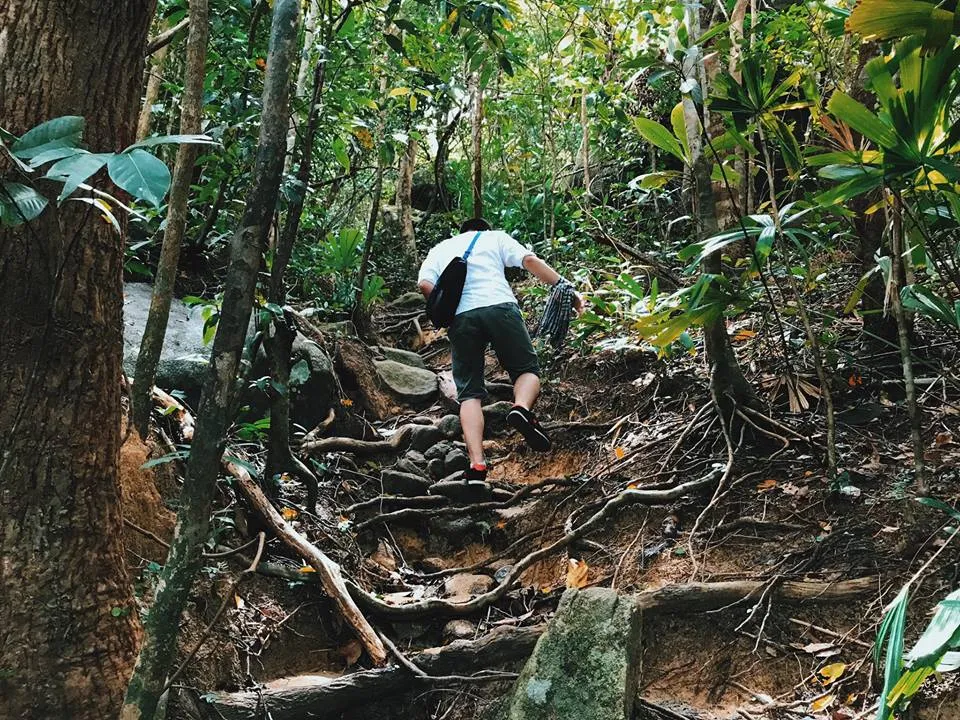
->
[426, 230, 482, 328]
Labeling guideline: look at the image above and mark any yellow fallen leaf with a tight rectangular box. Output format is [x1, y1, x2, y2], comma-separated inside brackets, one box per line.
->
[234, 593, 245, 609]
[299, 565, 316, 573]
[809, 694, 835, 712]
[281, 507, 299, 521]
[614, 446, 625, 459]
[757, 479, 778, 492]
[733, 329, 756, 342]
[819, 662, 846, 685]
[340, 398, 354, 407]
[565, 559, 589, 589]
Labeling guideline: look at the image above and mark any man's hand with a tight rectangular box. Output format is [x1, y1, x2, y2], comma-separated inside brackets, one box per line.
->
[418, 280, 435, 300]
[572, 290, 585, 316]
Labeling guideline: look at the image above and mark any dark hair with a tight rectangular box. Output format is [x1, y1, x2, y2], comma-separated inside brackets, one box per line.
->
[460, 217, 491, 233]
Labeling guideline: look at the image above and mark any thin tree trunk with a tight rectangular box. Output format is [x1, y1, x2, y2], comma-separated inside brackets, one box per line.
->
[138, 28, 171, 140]
[0, 2, 155, 717]
[397, 133, 418, 271]
[132, 0, 211, 438]
[681, 0, 754, 409]
[580, 87, 591, 206]
[122, 2, 300, 716]
[889, 193, 926, 494]
[470, 72, 483, 219]
[284, 0, 320, 173]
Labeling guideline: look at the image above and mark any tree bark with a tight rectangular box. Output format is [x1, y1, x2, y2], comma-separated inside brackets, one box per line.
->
[397, 133, 418, 270]
[470, 72, 483, 219]
[681, 0, 754, 408]
[132, 0, 211, 438]
[0, 2, 155, 718]
[121, 1, 300, 716]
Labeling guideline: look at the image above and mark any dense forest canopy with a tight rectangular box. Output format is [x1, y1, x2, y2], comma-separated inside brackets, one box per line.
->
[2, 0, 960, 718]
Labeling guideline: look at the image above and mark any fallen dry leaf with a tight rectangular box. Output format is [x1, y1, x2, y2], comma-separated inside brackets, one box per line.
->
[234, 593, 245, 609]
[802, 642, 835, 654]
[339, 639, 362, 667]
[299, 565, 316, 573]
[809, 694, 835, 712]
[819, 662, 846, 685]
[281, 507, 299, 521]
[614, 446, 625, 459]
[757, 479, 778, 492]
[565, 559, 589, 589]
[934, 431, 954, 446]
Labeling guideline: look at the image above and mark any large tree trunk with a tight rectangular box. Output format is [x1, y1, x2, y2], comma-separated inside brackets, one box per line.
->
[0, 2, 156, 718]
[132, 0, 211, 438]
[122, 1, 300, 716]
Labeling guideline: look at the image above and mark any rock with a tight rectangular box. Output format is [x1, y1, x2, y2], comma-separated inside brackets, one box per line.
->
[314, 319, 358, 337]
[505, 588, 641, 720]
[374, 359, 438, 406]
[381, 469, 432, 497]
[122, 282, 213, 392]
[443, 619, 477, 642]
[418, 557, 447, 573]
[494, 565, 513, 583]
[427, 458, 446, 480]
[388, 291, 425, 310]
[483, 400, 515, 432]
[424, 441, 455, 461]
[436, 414, 462, 439]
[444, 448, 469, 474]
[443, 573, 495, 601]
[403, 450, 428, 470]
[368, 539, 398, 572]
[395, 459, 426, 477]
[409, 425, 444, 452]
[428, 516, 481, 541]
[289, 334, 338, 428]
[430, 480, 493, 504]
[379, 346, 427, 369]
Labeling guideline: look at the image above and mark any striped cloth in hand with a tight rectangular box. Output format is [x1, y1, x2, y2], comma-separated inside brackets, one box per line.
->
[535, 279, 577, 349]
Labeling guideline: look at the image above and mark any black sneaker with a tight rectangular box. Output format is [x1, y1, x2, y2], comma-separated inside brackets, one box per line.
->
[464, 464, 488, 482]
[506, 406, 552, 452]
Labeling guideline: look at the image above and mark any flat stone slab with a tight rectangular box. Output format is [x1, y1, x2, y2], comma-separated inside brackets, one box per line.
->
[374, 359, 438, 406]
[506, 588, 641, 720]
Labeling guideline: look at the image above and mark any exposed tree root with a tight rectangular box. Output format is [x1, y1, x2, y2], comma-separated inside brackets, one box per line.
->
[225, 460, 388, 666]
[182, 577, 876, 720]
[299, 424, 414, 456]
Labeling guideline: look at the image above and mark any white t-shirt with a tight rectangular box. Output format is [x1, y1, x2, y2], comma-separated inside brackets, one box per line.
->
[418, 230, 533, 315]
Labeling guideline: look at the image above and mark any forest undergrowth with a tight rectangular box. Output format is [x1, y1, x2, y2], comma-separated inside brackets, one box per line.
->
[122, 267, 960, 720]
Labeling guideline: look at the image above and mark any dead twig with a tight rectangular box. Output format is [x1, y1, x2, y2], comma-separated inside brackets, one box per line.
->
[163, 532, 266, 691]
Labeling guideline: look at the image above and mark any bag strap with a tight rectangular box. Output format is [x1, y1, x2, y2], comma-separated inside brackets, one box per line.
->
[462, 231, 483, 261]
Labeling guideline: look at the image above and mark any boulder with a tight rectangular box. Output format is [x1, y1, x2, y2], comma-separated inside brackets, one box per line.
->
[395, 458, 426, 477]
[442, 573, 495, 601]
[403, 450, 428, 471]
[388, 291, 425, 310]
[374, 359, 438, 406]
[444, 448, 469, 474]
[430, 480, 493, 504]
[122, 282, 212, 392]
[289, 334, 338, 428]
[505, 588, 641, 720]
[436, 413, 462, 439]
[483, 401, 515, 432]
[381, 469, 432, 497]
[409, 425, 444, 452]
[379, 346, 428, 369]
[427, 458, 446, 480]
[428, 515, 481, 542]
[424, 441, 455, 461]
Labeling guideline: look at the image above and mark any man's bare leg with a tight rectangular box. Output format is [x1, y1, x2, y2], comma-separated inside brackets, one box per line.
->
[513, 372, 541, 411]
[460, 398, 486, 467]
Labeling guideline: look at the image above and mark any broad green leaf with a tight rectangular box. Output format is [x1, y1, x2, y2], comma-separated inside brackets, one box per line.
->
[755, 225, 776, 262]
[826, 92, 898, 149]
[332, 137, 350, 172]
[107, 149, 171, 208]
[28, 146, 85, 168]
[847, 1, 953, 46]
[0, 182, 48, 226]
[670, 102, 690, 161]
[876, 586, 910, 720]
[901, 285, 959, 328]
[10, 116, 83, 159]
[816, 169, 884, 205]
[633, 117, 685, 163]
[46, 152, 111, 201]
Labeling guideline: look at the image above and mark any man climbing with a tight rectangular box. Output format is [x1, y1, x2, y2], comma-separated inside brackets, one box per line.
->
[417, 218, 583, 482]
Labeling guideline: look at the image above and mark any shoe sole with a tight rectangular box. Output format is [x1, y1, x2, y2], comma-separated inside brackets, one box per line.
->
[507, 409, 552, 452]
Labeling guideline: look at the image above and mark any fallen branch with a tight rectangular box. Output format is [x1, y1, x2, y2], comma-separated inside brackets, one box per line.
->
[300, 424, 414, 456]
[178, 625, 541, 720]
[184, 576, 877, 719]
[225, 460, 388, 666]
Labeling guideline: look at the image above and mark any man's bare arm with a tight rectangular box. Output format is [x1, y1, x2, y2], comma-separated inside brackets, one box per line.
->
[418, 280, 434, 299]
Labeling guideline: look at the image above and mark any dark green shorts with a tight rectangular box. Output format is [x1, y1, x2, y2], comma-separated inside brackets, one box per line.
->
[448, 302, 540, 402]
